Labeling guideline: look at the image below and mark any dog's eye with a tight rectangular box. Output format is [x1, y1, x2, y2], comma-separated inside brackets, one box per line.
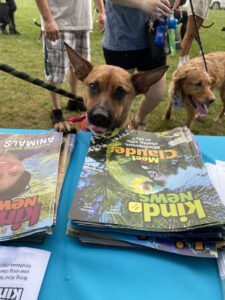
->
[89, 82, 99, 94]
[195, 81, 202, 87]
[114, 87, 127, 100]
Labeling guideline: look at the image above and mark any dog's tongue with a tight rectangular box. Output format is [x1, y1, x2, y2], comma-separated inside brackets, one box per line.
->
[195, 101, 208, 116]
[89, 124, 108, 134]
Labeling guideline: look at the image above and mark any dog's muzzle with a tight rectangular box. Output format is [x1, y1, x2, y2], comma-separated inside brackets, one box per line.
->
[87, 106, 113, 134]
[188, 95, 215, 117]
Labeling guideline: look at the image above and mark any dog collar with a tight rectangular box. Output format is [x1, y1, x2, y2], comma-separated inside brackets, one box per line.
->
[172, 91, 185, 109]
[67, 114, 90, 132]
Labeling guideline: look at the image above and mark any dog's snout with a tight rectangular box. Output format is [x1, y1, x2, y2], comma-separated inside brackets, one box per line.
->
[208, 98, 215, 104]
[88, 106, 112, 127]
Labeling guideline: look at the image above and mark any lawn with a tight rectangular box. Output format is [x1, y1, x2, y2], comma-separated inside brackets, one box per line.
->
[0, 1, 225, 135]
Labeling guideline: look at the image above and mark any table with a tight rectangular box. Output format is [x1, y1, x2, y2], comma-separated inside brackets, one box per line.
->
[1, 129, 224, 300]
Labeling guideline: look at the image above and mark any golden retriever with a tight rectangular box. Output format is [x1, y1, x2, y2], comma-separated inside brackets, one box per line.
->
[165, 52, 225, 128]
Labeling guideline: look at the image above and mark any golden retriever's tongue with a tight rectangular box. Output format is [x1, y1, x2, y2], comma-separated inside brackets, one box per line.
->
[195, 101, 208, 116]
[89, 124, 108, 133]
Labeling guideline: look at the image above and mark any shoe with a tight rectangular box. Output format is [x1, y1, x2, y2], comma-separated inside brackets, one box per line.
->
[66, 97, 86, 112]
[50, 109, 64, 125]
[9, 29, 20, 34]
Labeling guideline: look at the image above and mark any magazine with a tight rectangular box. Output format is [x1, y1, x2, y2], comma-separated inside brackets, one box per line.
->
[54, 134, 76, 219]
[69, 127, 225, 233]
[0, 132, 63, 242]
[67, 225, 218, 258]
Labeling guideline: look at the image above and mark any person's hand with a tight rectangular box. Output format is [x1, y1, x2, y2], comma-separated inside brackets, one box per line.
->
[97, 12, 106, 32]
[139, 0, 171, 17]
[173, 0, 181, 11]
[43, 18, 59, 41]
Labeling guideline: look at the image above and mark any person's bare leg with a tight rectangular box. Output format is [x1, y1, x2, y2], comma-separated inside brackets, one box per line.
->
[179, 15, 204, 65]
[66, 66, 86, 111]
[68, 66, 78, 95]
[49, 83, 61, 109]
[134, 74, 166, 130]
[49, 82, 64, 124]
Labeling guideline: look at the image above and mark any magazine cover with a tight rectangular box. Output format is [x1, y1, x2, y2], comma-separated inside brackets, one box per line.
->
[0, 132, 63, 241]
[70, 127, 225, 232]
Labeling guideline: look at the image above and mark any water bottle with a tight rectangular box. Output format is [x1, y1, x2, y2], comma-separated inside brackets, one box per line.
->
[154, 21, 166, 47]
[167, 12, 178, 56]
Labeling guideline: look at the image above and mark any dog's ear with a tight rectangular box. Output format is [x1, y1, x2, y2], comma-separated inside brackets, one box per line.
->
[64, 43, 93, 81]
[168, 69, 188, 106]
[170, 68, 189, 95]
[131, 66, 168, 94]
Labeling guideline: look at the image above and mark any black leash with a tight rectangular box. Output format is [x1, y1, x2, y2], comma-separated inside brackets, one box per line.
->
[189, 0, 208, 72]
[0, 63, 86, 110]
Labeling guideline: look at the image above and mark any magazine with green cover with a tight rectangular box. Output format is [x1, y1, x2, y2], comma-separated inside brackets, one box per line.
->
[0, 132, 63, 241]
[69, 127, 225, 233]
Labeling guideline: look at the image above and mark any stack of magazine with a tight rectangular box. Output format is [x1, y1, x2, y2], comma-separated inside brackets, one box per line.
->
[0, 131, 75, 243]
[67, 127, 225, 258]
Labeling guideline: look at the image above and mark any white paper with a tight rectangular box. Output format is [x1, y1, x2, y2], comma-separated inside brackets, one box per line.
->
[205, 162, 225, 205]
[0, 246, 50, 300]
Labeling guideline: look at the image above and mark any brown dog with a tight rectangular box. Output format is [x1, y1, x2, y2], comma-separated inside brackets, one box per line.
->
[165, 52, 225, 129]
[55, 43, 168, 136]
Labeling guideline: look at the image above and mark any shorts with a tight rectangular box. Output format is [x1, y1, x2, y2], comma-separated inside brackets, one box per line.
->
[43, 31, 90, 84]
[187, 0, 212, 19]
[103, 45, 166, 71]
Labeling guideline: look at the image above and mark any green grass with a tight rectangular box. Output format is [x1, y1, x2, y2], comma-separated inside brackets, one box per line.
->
[0, 2, 225, 135]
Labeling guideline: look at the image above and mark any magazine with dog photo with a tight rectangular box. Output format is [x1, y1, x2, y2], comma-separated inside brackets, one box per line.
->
[69, 127, 225, 234]
[0, 131, 64, 242]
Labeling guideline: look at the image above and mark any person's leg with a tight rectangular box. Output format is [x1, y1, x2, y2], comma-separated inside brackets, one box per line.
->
[43, 34, 65, 124]
[134, 74, 166, 130]
[134, 46, 167, 130]
[49, 87, 64, 124]
[67, 66, 78, 96]
[179, 15, 204, 65]
[50, 87, 61, 110]
[66, 66, 84, 111]
[65, 31, 89, 111]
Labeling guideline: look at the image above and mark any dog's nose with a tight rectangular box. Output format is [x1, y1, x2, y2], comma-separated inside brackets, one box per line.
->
[208, 98, 215, 104]
[88, 107, 112, 127]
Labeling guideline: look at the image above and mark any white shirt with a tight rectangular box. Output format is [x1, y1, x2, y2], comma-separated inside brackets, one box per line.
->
[41, 0, 92, 31]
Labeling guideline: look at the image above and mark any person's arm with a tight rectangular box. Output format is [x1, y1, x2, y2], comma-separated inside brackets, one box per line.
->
[111, 0, 171, 16]
[94, 0, 106, 31]
[35, 0, 59, 41]
[173, 0, 181, 11]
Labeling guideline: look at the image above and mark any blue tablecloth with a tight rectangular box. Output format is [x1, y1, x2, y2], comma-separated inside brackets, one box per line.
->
[1, 129, 224, 300]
